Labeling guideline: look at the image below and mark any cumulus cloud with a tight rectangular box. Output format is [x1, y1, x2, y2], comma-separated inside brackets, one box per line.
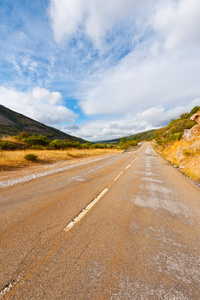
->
[78, 48, 200, 116]
[0, 86, 77, 125]
[58, 99, 200, 141]
[2, 1, 200, 141]
[49, 0, 155, 48]
[47, 0, 200, 140]
[153, 0, 200, 51]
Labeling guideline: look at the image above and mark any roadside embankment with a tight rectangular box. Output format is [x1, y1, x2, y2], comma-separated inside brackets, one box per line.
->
[153, 111, 200, 183]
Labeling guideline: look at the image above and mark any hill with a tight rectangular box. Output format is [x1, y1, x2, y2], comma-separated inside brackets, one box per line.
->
[98, 129, 157, 145]
[126, 129, 156, 142]
[153, 107, 199, 146]
[0, 105, 85, 142]
[153, 106, 200, 183]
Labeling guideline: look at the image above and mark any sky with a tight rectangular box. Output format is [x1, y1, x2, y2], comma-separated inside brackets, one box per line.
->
[0, 0, 200, 141]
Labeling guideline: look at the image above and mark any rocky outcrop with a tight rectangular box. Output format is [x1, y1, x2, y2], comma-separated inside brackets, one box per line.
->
[183, 112, 200, 141]
[190, 112, 200, 124]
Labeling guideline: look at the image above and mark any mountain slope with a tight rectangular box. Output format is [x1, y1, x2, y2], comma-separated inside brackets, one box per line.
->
[153, 106, 200, 183]
[98, 129, 157, 145]
[0, 105, 85, 142]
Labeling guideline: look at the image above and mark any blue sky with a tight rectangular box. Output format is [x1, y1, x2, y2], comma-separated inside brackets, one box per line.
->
[0, 0, 200, 141]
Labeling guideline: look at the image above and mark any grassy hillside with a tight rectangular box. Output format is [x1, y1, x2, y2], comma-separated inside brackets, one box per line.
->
[0, 105, 85, 142]
[153, 106, 200, 147]
[100, 129, 157, 146]
[153, 106, 200, 183]
[127, 129, 156, 142]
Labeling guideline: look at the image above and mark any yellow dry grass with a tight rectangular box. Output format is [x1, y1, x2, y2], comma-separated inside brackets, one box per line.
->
[0, 148, 121, 170]
[153, 137, 200, 182]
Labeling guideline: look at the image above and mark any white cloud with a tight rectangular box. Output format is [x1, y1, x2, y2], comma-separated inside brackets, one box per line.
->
[78, 48, 200, 116]
[48, 0, 200, 140]
[153, 0, 200, 51]
[58, 99, 200, 141]
[2, 1, 200, 141]
[0, 86, 77, 125]
[49, 0, 155, 48]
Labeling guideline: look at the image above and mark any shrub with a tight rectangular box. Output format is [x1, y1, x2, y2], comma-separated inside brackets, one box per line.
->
[31, 145, 45, 150]
[183, 149, 195, 157]
[17, 131, 30, 139]
[190, 106, 200, 115]
[24, 135, 50, 146]
[91, 143, 108, 149]
[176, 132, 183, 140]
[49, 139, 67, 149]
[81, 142, 93, 149]
[24, 154, 38, 161]
[0, 141, 17, 150]
[179, 113, 190, 119]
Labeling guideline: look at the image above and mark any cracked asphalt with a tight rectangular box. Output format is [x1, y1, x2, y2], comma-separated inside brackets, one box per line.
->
[0, 143, 200, 299]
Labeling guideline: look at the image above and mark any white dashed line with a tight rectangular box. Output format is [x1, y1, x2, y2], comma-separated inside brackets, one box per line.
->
[64, 188, 108, 232]
[132, 157, 138, 164]
[64, 156, 138, 232]
[125, 164, 132, 170]
[114, 171, 124, 181]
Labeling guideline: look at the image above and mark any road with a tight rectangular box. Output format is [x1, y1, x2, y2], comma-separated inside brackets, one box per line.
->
[0, 143, 200, 299]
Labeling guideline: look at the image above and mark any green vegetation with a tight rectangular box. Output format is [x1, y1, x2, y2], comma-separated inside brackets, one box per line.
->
[153, 106, 200, 146]
[119, 137, 138, 150]
[0, 133, 113, 151]
[0, 104, 86, 142]
[183, 149, 196, 157]
[0, 141, 17, 150]
[127, 129, 156, 142]
[24, 153, 38, 161]
[24, 135, 50, 147]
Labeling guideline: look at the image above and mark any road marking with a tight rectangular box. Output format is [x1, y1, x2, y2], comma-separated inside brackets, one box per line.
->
[64, 156, 138, 233]
[125, 164, 132, 170]
[64, 188, 109, 232]
[114, 171, 123, 181]
[0, 273, 22, 298]
[132, 157, 138, 163]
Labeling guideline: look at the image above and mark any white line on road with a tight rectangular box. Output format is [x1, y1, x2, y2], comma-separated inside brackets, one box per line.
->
[114, 171, 124, 181]
[125, 164, 132, 170]
[64, 156, 138, 233]
[132, 157, 138, 164]
[64, 188, 109, 232]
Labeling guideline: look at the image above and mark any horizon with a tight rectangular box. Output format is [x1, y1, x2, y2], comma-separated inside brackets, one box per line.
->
[0, 0, 200, 141]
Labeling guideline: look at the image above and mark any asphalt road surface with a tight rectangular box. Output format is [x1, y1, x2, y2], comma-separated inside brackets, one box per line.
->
[0, 143, 200, 299]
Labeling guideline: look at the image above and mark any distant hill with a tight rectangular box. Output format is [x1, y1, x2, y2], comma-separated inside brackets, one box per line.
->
[0, 105, 86, 142]
[126, 129, 156, 142]
[99, 129, 157, 144]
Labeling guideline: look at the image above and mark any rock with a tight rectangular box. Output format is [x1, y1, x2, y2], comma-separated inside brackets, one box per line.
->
[183, 112, 200, 141]
[183, 124, 200, 141]
[190, 112, 200, 124]
[179, 164, 184, 169]
[175, 149, 185, 161]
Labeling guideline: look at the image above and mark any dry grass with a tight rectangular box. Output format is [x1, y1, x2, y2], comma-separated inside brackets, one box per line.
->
[0, 148, 121, 170]
[153, 137, 200, 182]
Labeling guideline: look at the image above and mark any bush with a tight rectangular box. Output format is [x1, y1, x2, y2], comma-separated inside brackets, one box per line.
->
[183, 149, 195, 157]
[49, 139, 67, 149]
[190, 106, 200, 115]
[24, 135, 50, 146]
[17, 131, 30, 139]
[24, 154, 38, 161]
[0, 141, 17, 150]
[179, 113, 190, 119]
[91, 143, 107, 149]
[81, 142, 93, 149]
[176, 132, 183, 140]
